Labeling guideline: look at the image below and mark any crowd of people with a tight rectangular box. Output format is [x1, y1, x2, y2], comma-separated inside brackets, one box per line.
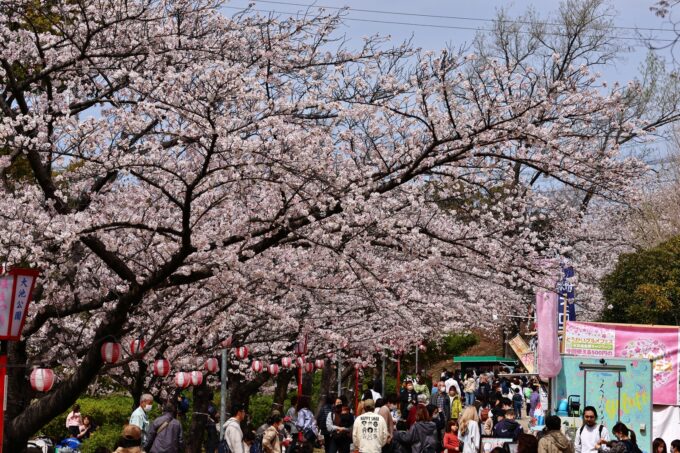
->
[51, 368, 678, 453]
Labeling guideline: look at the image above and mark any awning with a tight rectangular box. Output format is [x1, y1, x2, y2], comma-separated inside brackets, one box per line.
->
[452, 355, 518, 364]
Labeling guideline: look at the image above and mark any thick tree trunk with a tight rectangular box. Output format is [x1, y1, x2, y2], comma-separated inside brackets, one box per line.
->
[187, 382, 213, 453]
[130, 359, 149, 411]
[3, 289, 144, 453]
[229, 373, 269, 408]
[318, 360, 335, 400]
[273, 371, 293, 413]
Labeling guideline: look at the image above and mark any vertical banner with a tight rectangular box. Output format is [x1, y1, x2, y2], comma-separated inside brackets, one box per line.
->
[536, 291, 562, 379]
[0, 354, 6, 452]
[556, 265, 576, 330]
[565, 321, 680, 405]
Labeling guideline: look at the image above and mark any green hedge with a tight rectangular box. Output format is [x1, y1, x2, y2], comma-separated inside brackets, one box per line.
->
[37, 395, 162, 452]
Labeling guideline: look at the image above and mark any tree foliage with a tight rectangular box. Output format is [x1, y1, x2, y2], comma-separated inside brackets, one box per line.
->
[601, 235, 680, 325]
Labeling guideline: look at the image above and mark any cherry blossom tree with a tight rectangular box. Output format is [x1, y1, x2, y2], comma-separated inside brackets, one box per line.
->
[0, 0, 659, 449]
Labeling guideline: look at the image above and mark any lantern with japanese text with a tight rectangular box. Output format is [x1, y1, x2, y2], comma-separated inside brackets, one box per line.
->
[252, 360, 264, 373]
[234, 346, 249, 360]
[174, 372, 191, 389]
[0, 268, 40, 341]
[268, 364, 280, 375]
[100, 342, 121, 364]
[281, 357, 293, 369]
[205, 358, 219, 374]
[190, 371, 203, 386]
[153, 358, 171, 377]
[30, 367, 55, 392]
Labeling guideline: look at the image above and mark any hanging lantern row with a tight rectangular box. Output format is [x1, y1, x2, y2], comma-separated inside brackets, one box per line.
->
[205, 357, 219, 373]
[154, 358, 171, 377]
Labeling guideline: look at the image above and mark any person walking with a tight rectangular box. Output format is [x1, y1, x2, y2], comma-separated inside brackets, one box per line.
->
[295, 396, 319, 453]
[512, 388, 524, 419]
[129, 394, 154, 446]
[538, 415, 573, 453]
[327, 401, 354, 453]
[574, 407, 610, 453]
[458, 407, 480, 453]
[443, 420, 460, 453]
[225, 403, 248, 453]
[352, 399, 389, 453]
[394, 405, 437, 453]
[463, 375, 476, 407]
[145, 402, 184, 453]
[376, 395, 396, 453]
[492, 410, 522, 441]
[317, 394, 336, 453]
[448, 387, 463, 421]
[263, 413, 284, 453]
[401, 380, 418, 416]
[66, 404, 82, 437]
[431, 381, 451, 421]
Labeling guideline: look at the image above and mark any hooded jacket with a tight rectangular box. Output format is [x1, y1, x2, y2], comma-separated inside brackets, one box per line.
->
[492, 418, 522, 441]
[395, 420, 438, 453]
[538, 430, 575, 453]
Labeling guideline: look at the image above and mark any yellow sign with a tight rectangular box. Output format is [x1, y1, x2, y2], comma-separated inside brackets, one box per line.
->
[508, 335, 535, 373]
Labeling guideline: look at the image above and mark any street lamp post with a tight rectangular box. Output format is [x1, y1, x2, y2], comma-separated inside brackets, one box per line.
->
[0, 267, 40, 452]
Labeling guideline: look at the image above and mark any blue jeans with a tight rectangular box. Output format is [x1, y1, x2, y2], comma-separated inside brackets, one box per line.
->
[514, 403, 522, 419]
[465, 392, 475, 406]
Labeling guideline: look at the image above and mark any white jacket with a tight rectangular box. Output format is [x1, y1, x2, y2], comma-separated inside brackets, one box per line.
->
[352, 412, 388, 453]
[224, 418, 246, 453]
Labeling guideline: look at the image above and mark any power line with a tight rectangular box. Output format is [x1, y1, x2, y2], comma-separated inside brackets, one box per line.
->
[246, 0, 678, 34]
[222, 5, 678, 43]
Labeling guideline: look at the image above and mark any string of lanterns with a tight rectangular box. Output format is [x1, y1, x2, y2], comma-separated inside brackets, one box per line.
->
[29, 336, 328, 393]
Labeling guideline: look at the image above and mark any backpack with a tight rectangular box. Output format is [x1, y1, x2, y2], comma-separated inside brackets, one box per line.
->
[579, 425, 604, 438]
[218, 439, 232, 453]
[419, 435, 437, 453]
[251, 433, 264, 453]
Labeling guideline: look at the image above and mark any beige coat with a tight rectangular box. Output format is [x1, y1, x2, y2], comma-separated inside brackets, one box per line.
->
[263, 425, 281, 453]
[538, 431, 575, 453]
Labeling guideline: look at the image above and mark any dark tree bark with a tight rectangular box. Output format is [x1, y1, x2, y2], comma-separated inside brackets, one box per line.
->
[318, 360, 335, 401]
[130, 359, 149, 411]
[273, 371, 294, 413]
[4, 288, 146, 453]
[187, 382, 213, 453]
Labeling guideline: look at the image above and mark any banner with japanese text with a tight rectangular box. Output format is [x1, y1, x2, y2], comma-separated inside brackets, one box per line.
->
[565, 321, 680, 405]
[508, 335, 535, 373]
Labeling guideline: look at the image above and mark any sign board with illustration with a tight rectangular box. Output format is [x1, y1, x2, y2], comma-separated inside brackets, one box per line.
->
[565, 321, 679, 405]
[553, 356, 653, 453]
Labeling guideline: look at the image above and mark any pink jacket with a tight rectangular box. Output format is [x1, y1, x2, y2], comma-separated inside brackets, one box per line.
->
[66, 411, 82, 428]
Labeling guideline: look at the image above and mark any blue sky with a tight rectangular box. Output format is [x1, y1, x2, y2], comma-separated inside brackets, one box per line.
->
[225, 0, 677, 85]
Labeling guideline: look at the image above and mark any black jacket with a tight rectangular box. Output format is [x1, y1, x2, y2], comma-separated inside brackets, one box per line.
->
[395, 421, 438, 453]
[492, 419, 522, 441]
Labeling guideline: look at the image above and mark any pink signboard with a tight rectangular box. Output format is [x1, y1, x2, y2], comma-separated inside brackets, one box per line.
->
[565, 321, 680, 406]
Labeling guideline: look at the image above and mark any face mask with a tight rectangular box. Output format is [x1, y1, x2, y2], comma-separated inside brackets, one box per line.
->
[407, 386, 413, 391]
[439, 387, 445, 392]
[144, 404, 153, 412]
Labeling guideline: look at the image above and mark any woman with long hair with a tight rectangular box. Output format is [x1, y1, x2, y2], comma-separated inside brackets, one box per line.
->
[603, 423, 641, 453]
[458, 407, 480, 453]
[653, 438, 667, 453]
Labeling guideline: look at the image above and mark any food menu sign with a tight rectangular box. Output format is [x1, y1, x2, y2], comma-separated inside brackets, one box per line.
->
[565, 321, 680, 405]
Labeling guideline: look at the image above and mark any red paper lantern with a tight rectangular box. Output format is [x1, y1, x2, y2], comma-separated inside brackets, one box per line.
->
[268, 364, 280, 375]
[281, 357, 293, 368]
[221, 335, 233, 349]
[234, 346, 249, 360]
[153, 358, 171, 377]
[252, 360, 263, 373]
[101, 342, 121, 364]
[130, 338, 145, 356]
[30, 367, 55, 392]
[190, 370, 203, 386]
[304, 362, 315, 373]
[315, 359, 325, 370]
[174, 372, 191, 389]
[205, 358, 219, 374]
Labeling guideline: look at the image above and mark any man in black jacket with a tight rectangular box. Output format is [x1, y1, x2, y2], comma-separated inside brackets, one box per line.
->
[492, 410, 522, 441]
[317, 394, 337, 453]
[145, 402, 184, 453]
